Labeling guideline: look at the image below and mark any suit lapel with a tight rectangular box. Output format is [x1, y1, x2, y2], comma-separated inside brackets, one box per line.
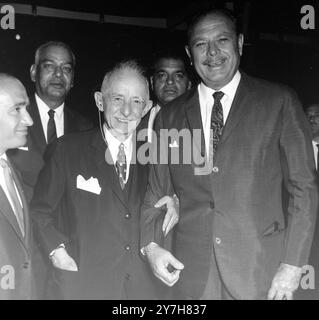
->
[0, 168, 29, 252]
[64, 107, 76, 134]
[184, 88, 206, 159]
[220, 73, 252, 144]
[90, 131, 130, 210]
[28, 96, 47, 153]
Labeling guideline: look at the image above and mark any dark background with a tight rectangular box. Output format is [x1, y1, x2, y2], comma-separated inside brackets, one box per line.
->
[1, 0, 319, 123]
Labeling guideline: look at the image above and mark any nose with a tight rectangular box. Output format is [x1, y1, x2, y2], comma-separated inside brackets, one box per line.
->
[207, 41, 219, 56]
[21, 110, 33, 127]
[54, 65, 63, 78]
[120, 101, 132, 117]
[166, 74, 174, 85]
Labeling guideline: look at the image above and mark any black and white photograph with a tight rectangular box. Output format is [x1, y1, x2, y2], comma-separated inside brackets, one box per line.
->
[0, 0, 319, 303]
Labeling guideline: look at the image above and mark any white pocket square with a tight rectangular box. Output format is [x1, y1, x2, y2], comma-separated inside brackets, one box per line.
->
[18, 146, 28, 151]
[76, 175, 101, 195]
[169, 140, 179, 148]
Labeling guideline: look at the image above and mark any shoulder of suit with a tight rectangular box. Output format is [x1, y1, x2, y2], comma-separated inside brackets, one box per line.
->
[65, 107, 95, 130]
[242, 73, 297, 99]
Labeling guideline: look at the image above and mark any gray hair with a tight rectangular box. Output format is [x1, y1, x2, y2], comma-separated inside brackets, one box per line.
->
[101, 60, 149, 99]
[34, 41, 76, 66]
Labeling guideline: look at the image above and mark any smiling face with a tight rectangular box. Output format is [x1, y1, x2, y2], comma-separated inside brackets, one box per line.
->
[186, 13, 243, 90]
[30, 45, 74, 109]
[152, 58, 191, 106]
[95, 68, 152, 142]
[0, 77, 33, 154]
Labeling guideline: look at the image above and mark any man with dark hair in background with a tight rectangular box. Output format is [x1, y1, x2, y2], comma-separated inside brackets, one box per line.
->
[147, 50, 192, 142]
[7, 41, 94, 299]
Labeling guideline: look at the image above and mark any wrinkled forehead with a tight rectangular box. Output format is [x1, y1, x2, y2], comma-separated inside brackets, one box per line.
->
[106, 69, 149, 98]
[39, 45, 73, 64]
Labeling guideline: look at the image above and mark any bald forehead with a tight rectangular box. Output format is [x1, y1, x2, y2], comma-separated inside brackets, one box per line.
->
[102, 68, 149, 93]
[0, 76, 25, 95]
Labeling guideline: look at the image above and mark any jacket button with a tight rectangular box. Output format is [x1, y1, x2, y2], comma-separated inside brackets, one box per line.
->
[212, 167, 219, 173]
[23, 262, 29, 269]
[125, 245, 131, 251]
[125, 213, 131, 219]
[215, 237, 221, 244]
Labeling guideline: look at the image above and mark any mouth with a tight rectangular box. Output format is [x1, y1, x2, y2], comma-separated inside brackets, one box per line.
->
[49, 82, 65, 89]
[203, 57, 227, 68]
[16, 129, 28, 135]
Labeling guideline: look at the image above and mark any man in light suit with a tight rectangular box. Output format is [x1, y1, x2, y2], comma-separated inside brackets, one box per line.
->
[7, 41, 94, 299]
[141, 9, 318, 300]
[0, 74, 34, 299]
[31, 60, 177, 299]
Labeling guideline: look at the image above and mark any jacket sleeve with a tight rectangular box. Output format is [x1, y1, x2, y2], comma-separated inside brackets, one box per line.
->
[30, 140, 69, 255]
[279, 88, 319, 266]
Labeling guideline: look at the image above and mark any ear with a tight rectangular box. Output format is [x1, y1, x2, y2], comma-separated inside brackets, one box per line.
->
[30, 64, 36, 82]
[150, 76, 154, 91]
[94, 91, 104, 112]
[187, 80, 192, 90]
[238, 34, 244, 56]
[142, 100, 153, 117]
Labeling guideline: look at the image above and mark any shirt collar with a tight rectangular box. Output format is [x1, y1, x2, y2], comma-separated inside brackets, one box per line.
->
[35, 93, 64, 118]
[103, 123, 133, 161]
[199, 70, 241, 103]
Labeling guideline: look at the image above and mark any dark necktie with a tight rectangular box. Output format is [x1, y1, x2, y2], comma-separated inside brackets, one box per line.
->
[115, 143, 127, 189]
[47, 109, 57, 144]
[209, 91, 224, 164]
[0, 158, 25, 237]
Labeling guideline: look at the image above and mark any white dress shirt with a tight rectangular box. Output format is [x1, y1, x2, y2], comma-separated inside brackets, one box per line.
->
[0, 153, 23, 210]
[103, 124, 133, 183]
[313, 140, 318, 170]
[198, 70, 241, 157]
[35, 94, 64, 143]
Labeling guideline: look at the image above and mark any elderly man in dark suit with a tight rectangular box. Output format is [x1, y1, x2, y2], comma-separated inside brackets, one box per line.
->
[0, 74, 34, 299]
[31, 60, 177, 299]
[140, 9, 318, 300]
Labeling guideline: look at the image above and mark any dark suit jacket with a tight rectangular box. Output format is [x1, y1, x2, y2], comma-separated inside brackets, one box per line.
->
[7, 95, 94, 203]
[31, 128, 158, 299]
[141, 73, 319, 299]
[0, 160, 33, 299]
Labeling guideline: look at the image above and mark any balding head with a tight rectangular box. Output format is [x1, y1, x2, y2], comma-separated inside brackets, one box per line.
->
[0, 73, 33, 154]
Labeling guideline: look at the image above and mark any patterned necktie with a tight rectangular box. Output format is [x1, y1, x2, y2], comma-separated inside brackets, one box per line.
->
[47, 109, 57, 144]
[0, 158, 25, 237]
[209, 91, 224, 164]
[115, 143, 127, 189]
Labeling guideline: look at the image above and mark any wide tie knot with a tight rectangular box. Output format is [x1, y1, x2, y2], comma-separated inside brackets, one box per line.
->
[48, 109, 55, 119]
[213, 91, 224, 102]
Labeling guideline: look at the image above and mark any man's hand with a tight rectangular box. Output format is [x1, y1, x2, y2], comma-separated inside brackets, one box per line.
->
[267, 263, 302, 300]
[50, 247, 78, 271]
[155, 194, 179, 236]
[144, 242, 184, 286]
